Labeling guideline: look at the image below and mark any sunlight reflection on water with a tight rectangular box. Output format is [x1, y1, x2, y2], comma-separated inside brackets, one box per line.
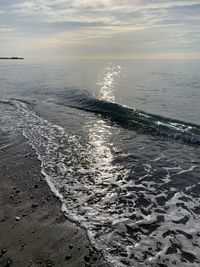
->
[97, 64, 121, 102]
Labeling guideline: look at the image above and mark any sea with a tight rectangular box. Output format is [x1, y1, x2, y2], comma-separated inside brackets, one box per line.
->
[0, 59, 200, 267]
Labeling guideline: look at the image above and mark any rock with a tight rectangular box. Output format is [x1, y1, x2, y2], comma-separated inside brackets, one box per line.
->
[2, 217, 7, 222]
[84, 256, 90, 262]
[34, 184, 39, 189]
[69, 245, 73, 249]
[15, 216, 20, 221]
[1, 248, 7, 255]
[85, 263, 91, 267]
[89, 250, 94, 256]
[31, 203, 38, 208]
[6, 257, 13, 266]
[93, 256, 98, 261]
[65, 255, 71, 261]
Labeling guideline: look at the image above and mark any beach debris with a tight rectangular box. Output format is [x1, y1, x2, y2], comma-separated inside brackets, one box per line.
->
[15, 216, 20, 221]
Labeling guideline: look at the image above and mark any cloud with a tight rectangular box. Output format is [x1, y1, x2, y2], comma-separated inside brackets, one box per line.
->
[0, 26, 15, 32]
[0, 0, 200, 59]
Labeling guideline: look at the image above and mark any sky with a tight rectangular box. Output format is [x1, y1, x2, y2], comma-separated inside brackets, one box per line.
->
[0, 0, 200, 60]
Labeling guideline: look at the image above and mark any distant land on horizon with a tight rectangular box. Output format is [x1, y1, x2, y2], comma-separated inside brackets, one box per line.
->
[0, 57, 24, 60]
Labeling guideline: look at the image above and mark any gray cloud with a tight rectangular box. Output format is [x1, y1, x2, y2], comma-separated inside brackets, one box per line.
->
[0, 0, 200, 58]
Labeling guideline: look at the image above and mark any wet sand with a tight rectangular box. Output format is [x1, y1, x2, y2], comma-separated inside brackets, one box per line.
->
[0, 138, 108, 267]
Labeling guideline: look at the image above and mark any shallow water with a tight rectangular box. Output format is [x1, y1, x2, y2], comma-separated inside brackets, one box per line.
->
[0, 60, 200, 266]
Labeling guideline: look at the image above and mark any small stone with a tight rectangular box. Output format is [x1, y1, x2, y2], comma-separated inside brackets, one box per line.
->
[85, 263, 91, 267]
[69, 245, 73, 249]
[89, 250, 94, 256]
[34, 184, 39, 189]
[32, 203, 38, 208]
[65, 255, 72, 261]
[1, 248, 7, 254]
[84, 256, 90, 262]
[2, 217, 7, 222]
[20, 244, 25, 251]
[6, 257, 13, 266]
[15, 216, 20, 221]
[93, 256, 97, 262]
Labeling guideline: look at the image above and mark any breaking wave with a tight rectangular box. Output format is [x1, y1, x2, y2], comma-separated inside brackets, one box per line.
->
[54, 88, 200, 146]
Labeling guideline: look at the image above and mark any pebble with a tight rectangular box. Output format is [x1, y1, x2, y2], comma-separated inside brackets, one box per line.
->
[93, 256, 98, 261]
[85, 263, 91, 267]
[89, 250, 94, 256]
[65, 255, 72, 261]
[2, 217, 7, 222]
[84, 256, 90, 262]
[69, 245, 73, 249]
[1, 248, 7, 254]
[15, 216, 20, 221]
[32, 203, 38, 208]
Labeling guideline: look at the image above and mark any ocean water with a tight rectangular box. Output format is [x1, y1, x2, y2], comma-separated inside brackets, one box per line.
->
[0, 59, 200, 267]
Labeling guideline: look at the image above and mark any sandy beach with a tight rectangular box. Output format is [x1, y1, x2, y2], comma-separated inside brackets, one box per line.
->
[0, 137, 108, 267]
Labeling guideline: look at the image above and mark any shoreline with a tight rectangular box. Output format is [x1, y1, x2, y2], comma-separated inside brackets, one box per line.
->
[0, 137, 108, 267]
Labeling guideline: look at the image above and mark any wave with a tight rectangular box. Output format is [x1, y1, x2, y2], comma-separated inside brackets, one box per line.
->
[1, 97, 200, 266]
[55, 89, 200, 146]
[1, 90, 200, 146]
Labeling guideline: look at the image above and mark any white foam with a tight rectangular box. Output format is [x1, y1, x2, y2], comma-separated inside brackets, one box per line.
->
[10, 100, 200, 267]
